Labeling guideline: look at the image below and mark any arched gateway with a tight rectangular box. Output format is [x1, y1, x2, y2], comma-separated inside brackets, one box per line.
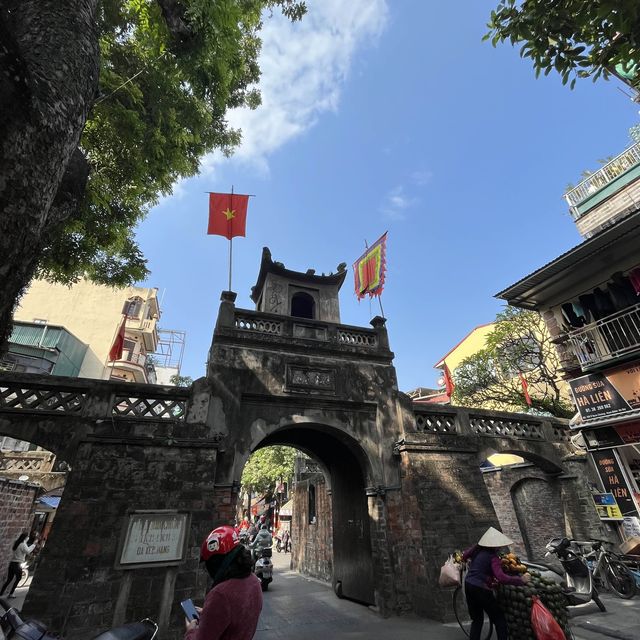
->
[0, 249, 601, 639]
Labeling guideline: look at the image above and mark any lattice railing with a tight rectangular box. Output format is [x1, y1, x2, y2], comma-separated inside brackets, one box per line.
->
[337, 329, 378, 347]
[551, 424, 572, 443]
[112, 395, 186, 420]
[469, 416, 544, 440]
[235, 315, 283, 335]
[415, 412, 457, 434]
[0, 456, 49, 472]
[0, 384, 86, 413]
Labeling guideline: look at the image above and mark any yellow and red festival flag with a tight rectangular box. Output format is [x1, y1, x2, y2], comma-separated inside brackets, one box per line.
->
[207, 191, 250, 239]
[353, 232, 387, 300]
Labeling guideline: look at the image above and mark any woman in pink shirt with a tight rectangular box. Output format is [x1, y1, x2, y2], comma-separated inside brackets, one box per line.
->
[185, 526, 263, 640]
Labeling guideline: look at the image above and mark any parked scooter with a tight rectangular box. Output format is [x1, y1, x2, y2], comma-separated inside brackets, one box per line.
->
[253, 546, 273, 592]
[0, 598, 158, 640]
[524, 537, 606, 612]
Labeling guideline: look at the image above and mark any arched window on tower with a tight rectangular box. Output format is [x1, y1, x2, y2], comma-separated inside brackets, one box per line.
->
[291, 292, 315, 319]
[308, 483, 317, 524]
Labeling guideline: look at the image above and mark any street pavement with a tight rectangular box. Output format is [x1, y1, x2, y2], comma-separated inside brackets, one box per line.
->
[6, 557, 638, 639]
[257, 551, 640, 640]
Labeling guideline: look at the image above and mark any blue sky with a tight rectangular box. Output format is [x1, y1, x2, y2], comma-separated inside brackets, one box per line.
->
[136, 0, 638, 391]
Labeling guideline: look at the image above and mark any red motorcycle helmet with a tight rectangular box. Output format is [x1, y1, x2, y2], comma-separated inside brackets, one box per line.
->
[200, 526, 239, 562]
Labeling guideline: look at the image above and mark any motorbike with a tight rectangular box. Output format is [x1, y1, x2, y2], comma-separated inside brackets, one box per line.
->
[253, 546, 273, 592]
[524, 537, 606, 612]
[0, 598, 158, 640]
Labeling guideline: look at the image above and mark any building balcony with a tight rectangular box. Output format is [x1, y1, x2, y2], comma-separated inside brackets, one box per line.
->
[111, 351, 157, 384]
[564, 142, 640, 237]
[566, 304, 640, 371]
[125, 316, 159, 351]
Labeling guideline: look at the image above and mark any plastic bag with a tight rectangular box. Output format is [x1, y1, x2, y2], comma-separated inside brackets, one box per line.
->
[530, 596, 566, 640]
[438, 555, 461, 588]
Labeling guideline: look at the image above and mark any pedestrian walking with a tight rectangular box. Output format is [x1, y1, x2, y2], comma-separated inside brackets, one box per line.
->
[461, 527, 529, 640]
[1, 532, 38, 598]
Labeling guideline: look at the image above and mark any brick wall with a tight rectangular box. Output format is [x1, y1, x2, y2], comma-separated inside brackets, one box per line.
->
[482, 466, 565, 560]
[24, 441, 220, 640]
[482, 457, 616, 562]
[395, 447, 500, 621]
[0, 477, 39, 581]
[291, 476, 332, 583]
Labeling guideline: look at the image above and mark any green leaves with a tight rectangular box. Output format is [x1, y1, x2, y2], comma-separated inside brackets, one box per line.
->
[37, 0, 306, 287]
[452, 307, 573, 418]
[242, 446, 296, 496]
[485, 0, 640, 90]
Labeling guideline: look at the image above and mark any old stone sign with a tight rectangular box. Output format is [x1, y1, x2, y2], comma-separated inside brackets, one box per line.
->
[0, 248, 602, 639]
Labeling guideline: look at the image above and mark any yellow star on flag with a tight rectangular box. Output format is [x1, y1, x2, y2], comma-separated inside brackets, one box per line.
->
[223, 208, 235, 220]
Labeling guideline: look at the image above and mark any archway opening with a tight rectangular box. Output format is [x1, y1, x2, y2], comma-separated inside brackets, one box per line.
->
[0, 437, 67, 604]
[237, 425, 375, 605]
[290, 292, 315, 319]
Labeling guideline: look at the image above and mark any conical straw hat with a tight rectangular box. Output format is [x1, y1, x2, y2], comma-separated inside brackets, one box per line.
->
[478, 527, 513, 548]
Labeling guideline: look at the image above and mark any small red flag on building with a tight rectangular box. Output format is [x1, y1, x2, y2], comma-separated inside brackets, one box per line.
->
[353, 232, 387, 300]
[207, 192, 250, 239]
[108, 316, 126, 362]
[519, 372, 532, 406]
[443, 363, 455, 398]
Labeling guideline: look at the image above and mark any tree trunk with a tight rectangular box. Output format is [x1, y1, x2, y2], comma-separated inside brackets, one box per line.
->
[0, 1, 99, 348]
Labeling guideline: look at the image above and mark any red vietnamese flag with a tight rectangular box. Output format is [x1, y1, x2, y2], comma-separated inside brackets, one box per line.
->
[519, 373, 532, 406]
[108, 316, 126, 361]
[443, 363, 455, 398]
[208, 192, 250, 239]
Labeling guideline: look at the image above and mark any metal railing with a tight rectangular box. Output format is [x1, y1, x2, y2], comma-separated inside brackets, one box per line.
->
[564, 142, 640, 217]
[567, 304, 640, 369]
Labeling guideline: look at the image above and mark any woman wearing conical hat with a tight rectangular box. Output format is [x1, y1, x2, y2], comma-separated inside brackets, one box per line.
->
[461, 527, 530, 640]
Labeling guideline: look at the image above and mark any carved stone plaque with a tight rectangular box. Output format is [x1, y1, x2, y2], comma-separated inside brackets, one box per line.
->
[293, 323, 328, 341]
[286, 365, 336, 394]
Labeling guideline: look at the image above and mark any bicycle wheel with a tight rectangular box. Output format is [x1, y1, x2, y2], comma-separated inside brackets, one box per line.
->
[606, 559, 637, 599]
[453, 586, 493, 640]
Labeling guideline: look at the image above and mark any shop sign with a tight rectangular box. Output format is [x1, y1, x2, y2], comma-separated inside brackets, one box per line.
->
[583, 420, 640, 450]
[591, 493, 624, 520]
[591, 450, 640, 518]
[119, 511, 188, 567]
[570, 363, 640, 421]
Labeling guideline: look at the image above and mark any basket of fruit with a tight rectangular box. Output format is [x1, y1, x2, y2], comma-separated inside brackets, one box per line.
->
[496, 553, 571, 640]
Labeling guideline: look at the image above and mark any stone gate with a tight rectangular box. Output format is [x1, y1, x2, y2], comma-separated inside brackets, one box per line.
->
[0, 249, 603, 639]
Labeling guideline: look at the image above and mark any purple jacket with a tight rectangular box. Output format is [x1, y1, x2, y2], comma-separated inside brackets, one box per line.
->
[462, 545, 525, 590]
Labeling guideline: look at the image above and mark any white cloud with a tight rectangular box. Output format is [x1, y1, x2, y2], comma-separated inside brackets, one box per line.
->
[380, 185, 417, 220]
[411, 170, 433, 186]
[202, 0, 389, 173]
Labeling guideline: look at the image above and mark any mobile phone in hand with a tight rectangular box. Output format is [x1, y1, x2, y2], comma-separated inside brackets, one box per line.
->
[181, 599, 199, 622]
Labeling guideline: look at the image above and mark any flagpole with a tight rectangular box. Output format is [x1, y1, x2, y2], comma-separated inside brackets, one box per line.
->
[228, 186, 233, 291]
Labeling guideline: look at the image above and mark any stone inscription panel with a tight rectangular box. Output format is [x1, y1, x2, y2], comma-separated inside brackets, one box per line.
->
[119, 511, 188, 567]
[293, 323, 328, 341]
[285, 364, 336, 394]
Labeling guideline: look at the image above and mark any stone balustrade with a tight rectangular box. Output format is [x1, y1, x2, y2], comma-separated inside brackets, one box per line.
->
[412, 403, 571, 443]
[0, 373, 191, 423]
